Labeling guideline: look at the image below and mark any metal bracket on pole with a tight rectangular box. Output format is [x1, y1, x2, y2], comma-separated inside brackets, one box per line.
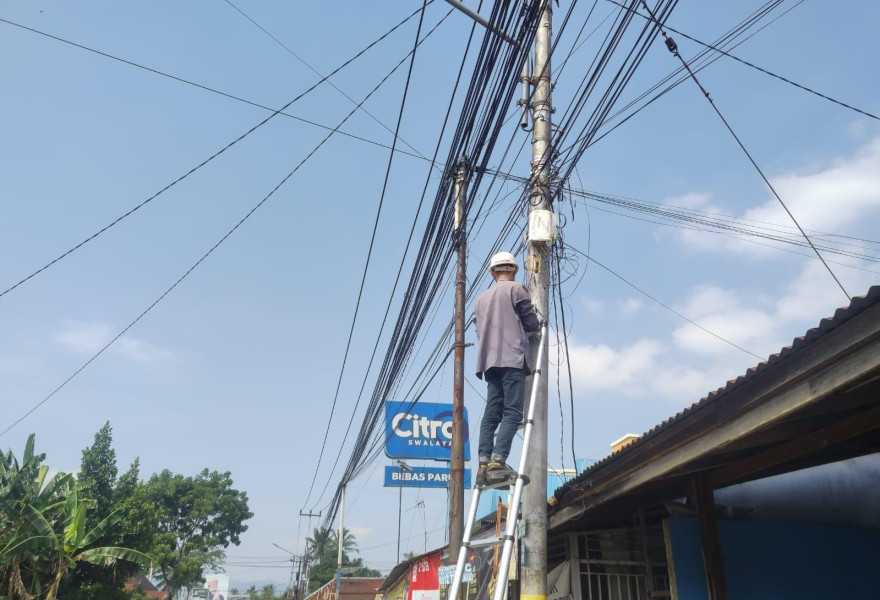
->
[441, 0, 520, 46]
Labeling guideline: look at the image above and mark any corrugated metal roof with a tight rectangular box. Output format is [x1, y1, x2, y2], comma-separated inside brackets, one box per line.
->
[554, 285, 880, 498]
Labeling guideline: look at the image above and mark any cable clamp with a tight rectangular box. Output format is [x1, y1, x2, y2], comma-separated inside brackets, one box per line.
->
[501, 534, 516, 543]
[451, 342, 474, 349]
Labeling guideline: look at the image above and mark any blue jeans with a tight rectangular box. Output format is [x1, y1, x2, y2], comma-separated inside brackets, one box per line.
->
[479, 367, 525, 462]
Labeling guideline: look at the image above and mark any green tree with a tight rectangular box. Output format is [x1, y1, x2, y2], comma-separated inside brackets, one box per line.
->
[306, 528, 379, 592]
[60, 423, 158, 600]
[259, 583, 277, 600]
[78, 422, 117, 526]
[145, 469, 252, 599]
[0, 434, 153, 599]
[304, 526, 333, 560]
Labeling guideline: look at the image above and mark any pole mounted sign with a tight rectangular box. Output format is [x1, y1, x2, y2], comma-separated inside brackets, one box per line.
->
[384, 465, 472, 488]
[384, 401, 470, 461]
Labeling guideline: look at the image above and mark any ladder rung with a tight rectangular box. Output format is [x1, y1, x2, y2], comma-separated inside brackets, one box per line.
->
[466, 537, 503, 549]
[478, 480, 511, 490]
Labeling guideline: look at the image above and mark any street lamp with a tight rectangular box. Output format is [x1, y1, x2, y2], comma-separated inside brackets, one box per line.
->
[396, 460, 412, 564]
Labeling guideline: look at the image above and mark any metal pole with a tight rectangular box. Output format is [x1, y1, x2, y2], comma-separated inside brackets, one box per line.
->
[398, 484, 403, 563]
[336, 485, 345, 600]
[492, 324, 549, 600]
[523, 2, 553, 600]
[441, 0, 519, 46]
[450, 156, 470, 565]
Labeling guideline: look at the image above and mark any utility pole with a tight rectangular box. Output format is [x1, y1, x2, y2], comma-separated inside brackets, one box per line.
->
[299, 510, 321, 600]
[523, 2, 553, 600]
[336, 486, 345, 600]
[397, 460, 412, 562]
[449, 156, 470, 565]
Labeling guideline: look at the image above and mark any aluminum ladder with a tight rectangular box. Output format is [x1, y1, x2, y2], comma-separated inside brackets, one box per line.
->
[447, 321, 548, 600]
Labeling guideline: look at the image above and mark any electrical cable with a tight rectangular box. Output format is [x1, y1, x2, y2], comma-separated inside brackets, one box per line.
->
[0, 3, 449, 440]
[563, 243, 764, 360]
[584, 0, 804, 148]
[636, 0, 850, 301]
[0, 7, 431, 301]
[315, 0, 544, 524]
[221, 0, 442, 166]
[606, 0, 880, 122]
[302, 0, 431, 509]
[0, 17, 434, 164]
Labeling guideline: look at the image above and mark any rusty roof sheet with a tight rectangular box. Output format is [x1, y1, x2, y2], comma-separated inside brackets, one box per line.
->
[554, 285, 880, 498]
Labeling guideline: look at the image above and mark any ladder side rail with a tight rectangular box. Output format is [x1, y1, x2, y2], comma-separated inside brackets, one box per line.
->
[448, 487, 483, 599]
[493, 323, 548, 600]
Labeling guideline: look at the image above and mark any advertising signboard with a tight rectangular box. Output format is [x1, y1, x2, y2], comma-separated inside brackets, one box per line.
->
[202, 573, 230, 600]
[409, 554, 441, 600]
[384, 402, 470, 461]
[384, 465, 472, 488]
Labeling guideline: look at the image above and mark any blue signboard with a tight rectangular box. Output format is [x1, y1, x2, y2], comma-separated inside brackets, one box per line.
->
[383, 465, 472, 488]
[384, 401, 470, 461]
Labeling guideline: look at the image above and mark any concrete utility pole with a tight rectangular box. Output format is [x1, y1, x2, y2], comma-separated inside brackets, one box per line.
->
[299, 510, 320, 600]
[523, 2, 553, 600]
[449, 156, 471, 564]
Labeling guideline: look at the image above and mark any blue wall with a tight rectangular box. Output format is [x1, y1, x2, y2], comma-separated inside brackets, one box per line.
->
[668, 517, 880, 600]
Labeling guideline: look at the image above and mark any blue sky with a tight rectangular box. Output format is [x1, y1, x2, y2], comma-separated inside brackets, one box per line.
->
[1, 0, 879, 589]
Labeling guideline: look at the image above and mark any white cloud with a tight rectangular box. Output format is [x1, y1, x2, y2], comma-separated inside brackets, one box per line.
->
[619, 298, 643, 315]
[567, 254, 876, 406]
[348, 526, 372, 542]
[666, 136, 880, 259]
[670, 285, 779, 356]
[581, 297, 604, 313]
[564, 336, 725, 403]
[744, 137, 880, 232]
[55, 320, 111, 354]
[54, 320, 173, 363]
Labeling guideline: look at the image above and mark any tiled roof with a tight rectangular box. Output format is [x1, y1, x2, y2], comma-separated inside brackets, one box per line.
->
[553, 285, 880, 499]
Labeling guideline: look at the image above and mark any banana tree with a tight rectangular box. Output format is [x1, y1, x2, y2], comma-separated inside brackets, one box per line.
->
[19, 480, 155, 599]
[1, 435, 154, 599]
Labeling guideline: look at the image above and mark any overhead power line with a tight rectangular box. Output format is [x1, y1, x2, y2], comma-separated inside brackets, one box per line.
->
[606, 0, 880, 122]
[0, 18, 433, 163]
[636, 0, 850, 301]
[0, 5, 452, 440]
[0, 7, 431, 301]
[563, 244, 764, 360]
[222, 0, 438, 166]
[300, 0, 431, 510]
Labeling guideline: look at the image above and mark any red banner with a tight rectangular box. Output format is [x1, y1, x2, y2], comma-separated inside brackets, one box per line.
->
[409, 554, 441, 600]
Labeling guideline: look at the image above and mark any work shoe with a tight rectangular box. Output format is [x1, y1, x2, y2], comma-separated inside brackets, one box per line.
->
[486, 462, 518, 486]
[475, 463, 488, 487]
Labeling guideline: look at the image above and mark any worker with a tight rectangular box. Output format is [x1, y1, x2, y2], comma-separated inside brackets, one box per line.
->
[473, 251, 540, 487]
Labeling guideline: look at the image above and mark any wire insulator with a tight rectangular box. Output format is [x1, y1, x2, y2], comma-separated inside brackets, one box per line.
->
[664, 36, 678, 53]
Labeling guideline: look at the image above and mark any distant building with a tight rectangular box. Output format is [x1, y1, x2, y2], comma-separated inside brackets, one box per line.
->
[305, 577, 384, 600]
[609, 433, 640, 454]
[124, 574, 164, 599]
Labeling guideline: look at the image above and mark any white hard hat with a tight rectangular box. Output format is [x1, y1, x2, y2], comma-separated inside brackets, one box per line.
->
[489, 251, 518, 272]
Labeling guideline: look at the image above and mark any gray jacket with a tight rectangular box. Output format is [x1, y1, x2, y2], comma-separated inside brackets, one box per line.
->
[473, 280, 540, 379]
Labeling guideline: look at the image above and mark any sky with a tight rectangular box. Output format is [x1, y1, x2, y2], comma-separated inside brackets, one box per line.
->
[1, 0, 879, 590]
